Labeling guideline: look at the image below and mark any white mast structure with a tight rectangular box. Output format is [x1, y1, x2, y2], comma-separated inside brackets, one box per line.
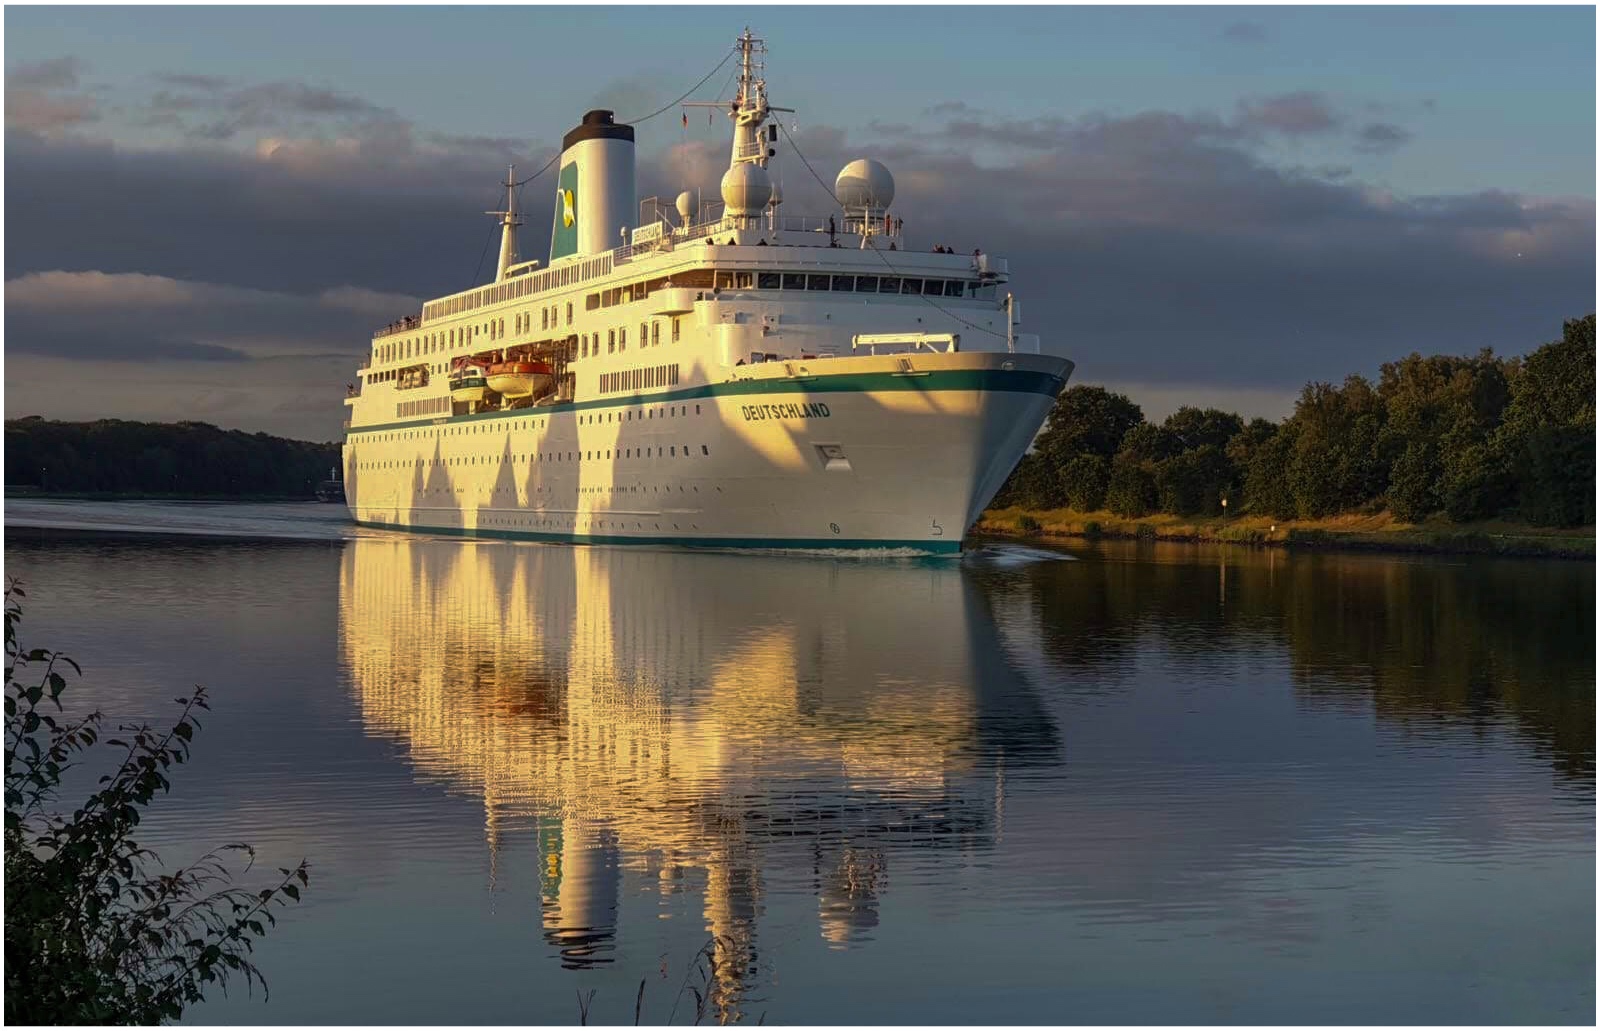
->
[686, 29, 793, 238]
[487, 165, 523, 282]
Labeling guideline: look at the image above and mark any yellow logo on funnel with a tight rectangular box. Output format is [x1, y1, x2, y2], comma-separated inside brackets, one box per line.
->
[561, 188, 575, 227]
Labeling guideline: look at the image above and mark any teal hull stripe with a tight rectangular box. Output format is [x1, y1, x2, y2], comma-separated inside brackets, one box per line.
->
[348, 368, 1063, 437]
[351, 519, 963, 555]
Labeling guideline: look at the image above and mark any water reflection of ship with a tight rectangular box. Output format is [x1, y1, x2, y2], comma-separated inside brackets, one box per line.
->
[337, 539, 1056, 1015]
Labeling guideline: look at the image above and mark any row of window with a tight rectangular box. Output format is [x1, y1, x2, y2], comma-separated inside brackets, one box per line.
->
[354, 402, 704, 441]
[601, 364, 680, 394]
[396, 396, 450, 419]
[578, 318, 680, 359]
[422, 254, 613, 321]
[751, 272, 971, 297]
[354, 442, 711, 470]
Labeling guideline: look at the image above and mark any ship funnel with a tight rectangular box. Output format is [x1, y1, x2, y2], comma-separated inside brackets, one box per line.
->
[549, 110, 636, 264]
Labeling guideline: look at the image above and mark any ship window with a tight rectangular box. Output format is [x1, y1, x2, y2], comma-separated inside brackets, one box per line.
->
[715, 271, 735, 290]
[651, 322, 660, 347]
[586, 293, 600, 311]
[831, 275, 855, 292]
[608, 330, 615, 353]
[900, 278, 922, 294]
[734, 272, 753, 289]
[854, 275, 878, 292]
[672, 318, 681, 342]
[878, 277, 901, 294]
[566, 302, 573, 325]
[757, 271, 781, 289]
[807, 274, 829, 291]
[782, 272, 806, 290]
[640, 322, 647, 348]
[619, 327, 626, 351]
[541, 309, 548, 329]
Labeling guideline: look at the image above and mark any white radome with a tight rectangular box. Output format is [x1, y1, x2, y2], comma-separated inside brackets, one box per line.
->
[675, 190, 698, 223]
[834, 159, 895, 212]
[720, 162, 773, 215]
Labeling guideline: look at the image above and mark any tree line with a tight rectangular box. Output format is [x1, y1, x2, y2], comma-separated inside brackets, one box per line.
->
[5, 419, 341, 498]
[995, 314, 1595, 527]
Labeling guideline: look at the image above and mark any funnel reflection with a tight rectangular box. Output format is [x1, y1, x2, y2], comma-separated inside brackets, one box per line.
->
[339, 540, 1053, 1018]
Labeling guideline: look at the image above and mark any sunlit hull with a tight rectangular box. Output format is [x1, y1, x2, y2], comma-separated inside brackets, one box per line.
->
[342, 351, 1070, 553]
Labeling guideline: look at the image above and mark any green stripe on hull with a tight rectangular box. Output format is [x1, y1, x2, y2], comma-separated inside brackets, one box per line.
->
[347, 367, 1064, 437]
[351, 518, 963, 555]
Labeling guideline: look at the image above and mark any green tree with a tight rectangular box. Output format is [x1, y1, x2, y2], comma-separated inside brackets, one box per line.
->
[1495, 315, 1596, 526]
[1287, 376, 1387, 518]
[1009, 386, 1144, 511]
[5, 582, 308, 1024]
[1243, 422, 1298, 519]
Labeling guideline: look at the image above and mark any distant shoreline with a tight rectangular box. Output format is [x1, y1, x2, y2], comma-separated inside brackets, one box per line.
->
[978, 506, 1595, 560]
[6, 489, 327, 503]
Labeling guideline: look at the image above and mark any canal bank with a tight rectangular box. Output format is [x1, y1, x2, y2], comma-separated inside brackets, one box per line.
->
[978, 506, 1595, 559]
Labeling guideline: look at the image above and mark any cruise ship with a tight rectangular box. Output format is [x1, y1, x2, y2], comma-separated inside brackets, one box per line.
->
[342, 29, 1074, 553]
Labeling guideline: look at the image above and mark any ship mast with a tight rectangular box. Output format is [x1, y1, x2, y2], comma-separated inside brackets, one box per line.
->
[730, 28, 770, 169]
[487, 165, 523, 282]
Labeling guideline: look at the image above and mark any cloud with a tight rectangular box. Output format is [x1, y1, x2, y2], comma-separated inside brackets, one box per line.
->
[5, 91, 98, 133]
[153, 71, 230, 91]
[4, 270, 420, 370]
[135, 76, 399, 141]
[7, 56, 86, 90]
[1236, 91, 1341, 136]
[1222, 21, 1268, 43]
[2, 79, 1591, 438]
[5, 55, 97, 132]
[1355, 121, 1413, 153]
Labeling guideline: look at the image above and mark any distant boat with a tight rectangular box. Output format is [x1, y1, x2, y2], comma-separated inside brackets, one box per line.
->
[316, 467, 345, 503]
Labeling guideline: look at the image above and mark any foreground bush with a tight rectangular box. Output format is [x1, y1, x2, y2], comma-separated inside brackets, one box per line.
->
[4, 580, 307, 1024]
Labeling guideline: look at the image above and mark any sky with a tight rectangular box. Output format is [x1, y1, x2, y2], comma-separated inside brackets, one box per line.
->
[5, 5, 1595, 439]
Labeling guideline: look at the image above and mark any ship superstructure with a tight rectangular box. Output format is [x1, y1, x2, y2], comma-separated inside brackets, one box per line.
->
[342, 29, 1073, 552]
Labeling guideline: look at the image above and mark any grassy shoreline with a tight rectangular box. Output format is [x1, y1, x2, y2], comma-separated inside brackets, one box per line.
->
[978, 506, 1595, 559]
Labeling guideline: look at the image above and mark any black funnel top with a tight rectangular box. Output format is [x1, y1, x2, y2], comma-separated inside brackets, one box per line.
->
[563, 109, 635, 150]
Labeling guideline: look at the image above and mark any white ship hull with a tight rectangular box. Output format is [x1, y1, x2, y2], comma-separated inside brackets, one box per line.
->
[343, 351, 1068, 553]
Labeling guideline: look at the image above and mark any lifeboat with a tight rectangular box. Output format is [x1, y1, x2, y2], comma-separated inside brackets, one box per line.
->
[449, 360, 489, 402]
[486, 359, 554, 399]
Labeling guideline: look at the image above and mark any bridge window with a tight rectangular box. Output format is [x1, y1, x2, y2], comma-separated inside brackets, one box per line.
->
[782, 272, 806, 290]
[758, 271, 781, 289]
[807, 274, 830, 291]
[856, 275, 879, 292]
[831, 275, 855, 292]
[900, 278, 923, 295]
[878, 277, 900, 294]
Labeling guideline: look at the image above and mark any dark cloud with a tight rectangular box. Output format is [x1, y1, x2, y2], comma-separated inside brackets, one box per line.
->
[3, 84, 1592, 439]
[7, 56, 86, 90]
[1236, 91, 1340, 136]
[1222, 21, 1268, 43]
[1356, 121, 1413, 153]
[133, 77, 397, 140]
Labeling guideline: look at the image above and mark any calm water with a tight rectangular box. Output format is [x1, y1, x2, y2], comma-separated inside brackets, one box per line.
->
[5, 500, 1594, 1024]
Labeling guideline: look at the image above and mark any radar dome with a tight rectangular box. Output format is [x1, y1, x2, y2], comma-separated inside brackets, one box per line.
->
[675, 191, 698, 223]
[834, 159, 895, 211]
[720, 163, 773, 216]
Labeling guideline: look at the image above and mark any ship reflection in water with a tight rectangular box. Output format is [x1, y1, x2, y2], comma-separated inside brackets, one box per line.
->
[337, 540, 1055, 1021]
